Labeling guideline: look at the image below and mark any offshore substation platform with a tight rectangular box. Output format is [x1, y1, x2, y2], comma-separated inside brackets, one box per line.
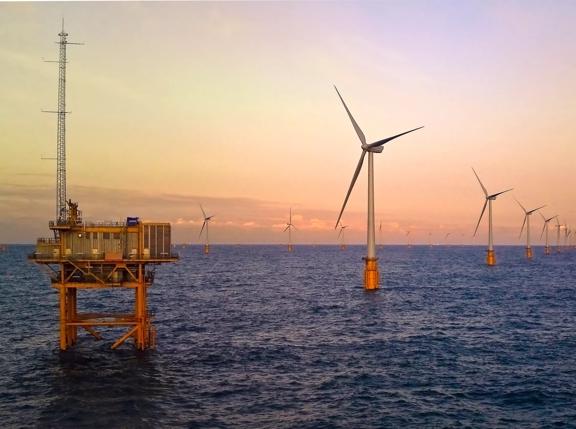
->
[29, 24, 177, 351]
[30, 202, 177, 350]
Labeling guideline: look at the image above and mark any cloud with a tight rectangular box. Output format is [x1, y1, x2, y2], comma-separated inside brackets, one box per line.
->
[0, 182, 539, 245]
[0, 183, 347, 243]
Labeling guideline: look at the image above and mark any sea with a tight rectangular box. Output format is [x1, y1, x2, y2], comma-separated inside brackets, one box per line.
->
[0, 244, 575, 428]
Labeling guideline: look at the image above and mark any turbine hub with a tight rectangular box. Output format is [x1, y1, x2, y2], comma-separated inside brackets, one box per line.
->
[361, 144, 384, 153]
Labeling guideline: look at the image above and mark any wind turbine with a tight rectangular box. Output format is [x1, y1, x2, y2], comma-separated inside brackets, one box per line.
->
[515, 199, 545, 260]
[199, 204, 214, 254]
[338, 222, 348, 250]
[540, 213, 558, 255]
[378, 220, 383, 249]
[554, 218, 563, 254]
[406, 230, 412, 248]
[284, 208, 296, 252]
[472, 168, 512, 266]
[333, 86, 423, 290]
[564, 224, 571, 251]
[444, 232, 451, 245]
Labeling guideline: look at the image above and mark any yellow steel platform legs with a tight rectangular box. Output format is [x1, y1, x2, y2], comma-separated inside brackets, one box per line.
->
[55, 261, 156, 351]
[58, 285, 78, 350]
[134, 269, 148, 350]
[525, 247, 533, 260]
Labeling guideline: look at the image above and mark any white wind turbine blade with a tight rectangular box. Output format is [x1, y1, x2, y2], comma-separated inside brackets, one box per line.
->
[199, 220, 207, 237]
[471, 168, 488, 197]
[367, 126, 424, 148]
[540, 221, 547, 240]
[199, 204, 207, 219]
[515, 198, 527, 214]
[473, 200, 488, 237]
[519, 215, 527, 238]
[335, 150, 367, 228]
[528, 205, 546, 215]
[283, 224, 290, 232]
[489, 189, 513, 199]
[334, 85, 366, 145]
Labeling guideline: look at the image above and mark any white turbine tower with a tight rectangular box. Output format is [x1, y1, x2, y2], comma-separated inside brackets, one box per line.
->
[540, 213, 558, 255]
[284, 208, 296, 252]
[333, 86, 423, 290]
[472, 168, 512, 266]
[338, 222, 348, 250]
[199, 204, 214, 254]
[515, 199, 545, 260]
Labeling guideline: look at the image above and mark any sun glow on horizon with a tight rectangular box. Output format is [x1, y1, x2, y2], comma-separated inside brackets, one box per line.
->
[1, 1, 575, 244]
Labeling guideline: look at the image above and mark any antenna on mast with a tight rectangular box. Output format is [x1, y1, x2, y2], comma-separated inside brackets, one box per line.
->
[42, 21, 83, 222]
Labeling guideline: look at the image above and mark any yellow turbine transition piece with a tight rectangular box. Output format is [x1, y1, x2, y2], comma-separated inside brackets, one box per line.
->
[486, 249, 496, 266]
[363, 257, 379, 291]
[525, 247, 533, 260]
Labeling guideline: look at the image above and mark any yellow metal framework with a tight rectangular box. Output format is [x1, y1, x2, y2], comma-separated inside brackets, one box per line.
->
[30, 202, 177, 351]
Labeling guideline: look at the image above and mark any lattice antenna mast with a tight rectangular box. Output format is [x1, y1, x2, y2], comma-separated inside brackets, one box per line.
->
[43, 20, 83, 221]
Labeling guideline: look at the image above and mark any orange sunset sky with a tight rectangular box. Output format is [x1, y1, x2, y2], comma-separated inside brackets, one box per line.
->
[1, 1, 575, 245]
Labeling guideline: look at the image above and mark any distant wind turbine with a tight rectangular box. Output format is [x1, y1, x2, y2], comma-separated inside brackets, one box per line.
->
[472, 168, 512, 266]
[406, 230, 412, 248]
[515, 199, 545, 260]
[555, 218, 563, 254]
[338, 222, 348, 250]
[444, 232, 451, 244]
[284, 208, 296, 252]
[539, 213, 557, 255]
[333, 86, 422, 290]
[199, 204, 214, 254]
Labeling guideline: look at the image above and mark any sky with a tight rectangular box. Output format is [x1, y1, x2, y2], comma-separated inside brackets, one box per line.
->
[1, 1, 575, 245]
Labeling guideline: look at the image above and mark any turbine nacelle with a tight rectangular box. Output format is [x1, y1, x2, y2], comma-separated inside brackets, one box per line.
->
[361, 144, 384, 153]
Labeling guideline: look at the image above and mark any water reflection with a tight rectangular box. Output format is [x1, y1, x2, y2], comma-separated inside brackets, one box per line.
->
[38, 348, 166, 428]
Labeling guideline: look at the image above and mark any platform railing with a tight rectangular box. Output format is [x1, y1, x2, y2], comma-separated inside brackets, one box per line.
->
[29, 250, 179, 261]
